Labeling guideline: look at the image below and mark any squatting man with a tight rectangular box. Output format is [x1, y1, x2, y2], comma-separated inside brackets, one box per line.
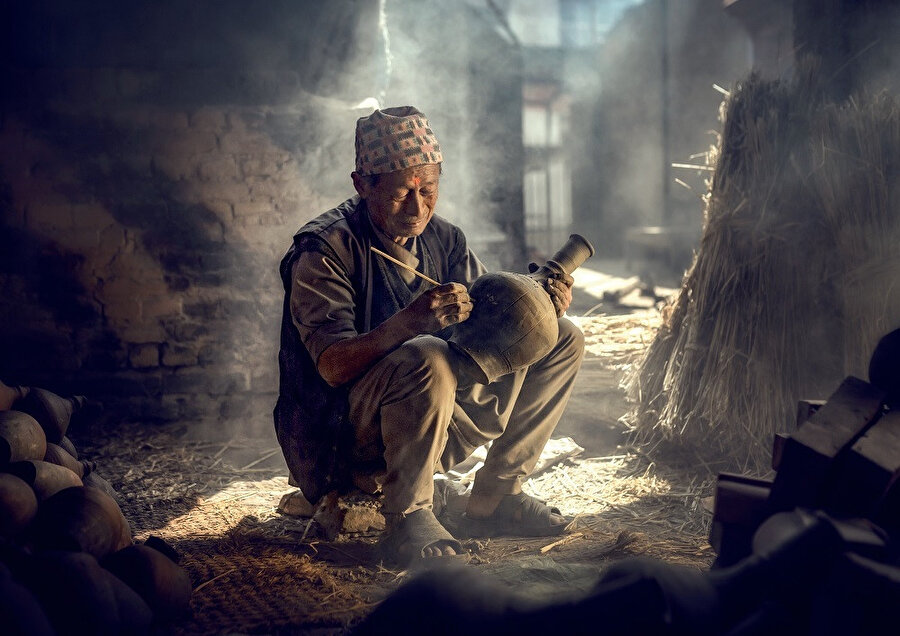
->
[275, 106, 585, 565]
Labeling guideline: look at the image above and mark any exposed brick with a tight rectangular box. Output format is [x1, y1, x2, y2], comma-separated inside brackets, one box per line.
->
[163, 319, 210, 342]
[129, 343, 160, 368]
[218, 131, 273, 155]
[194, 181, 251, 204]
[161, 343, 199, 367]
[217, 395, 253, 419]
[141, 294, 182, 319]
[197, 342, 240, 366]
[240, 154, 291, 177]
[102, 297, 142, 323]
[158, 394, 209, 421]
[198, 155, 239, 182]
[164, 367, 250, 395]
[120, 323, 167, 343]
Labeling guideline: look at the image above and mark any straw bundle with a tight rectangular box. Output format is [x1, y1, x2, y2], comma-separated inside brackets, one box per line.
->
[624, 72, 900, 474]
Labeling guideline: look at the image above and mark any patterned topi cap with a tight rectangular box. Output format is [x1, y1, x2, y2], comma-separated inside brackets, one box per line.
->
[355, 106, 443, 176]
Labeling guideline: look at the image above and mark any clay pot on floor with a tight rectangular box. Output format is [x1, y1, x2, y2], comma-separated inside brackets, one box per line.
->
[0, 473, 39, 538]
[22, 551, 152, 636]
[83, 471, 121, 504]
[43, 443, 92, 478]
[0, 562, 54, 636]
[31, 485, 132, 559]
[12, 388, 86, 444]
[102, 543, 193, 622]
[6, 460, 82, 501]
[58, 436, 78, 459]
[0, 411, 47, 466]
[0, 381, 28, 411]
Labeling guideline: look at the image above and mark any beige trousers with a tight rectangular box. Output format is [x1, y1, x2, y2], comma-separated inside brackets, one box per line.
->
[347, 318, 585, 515]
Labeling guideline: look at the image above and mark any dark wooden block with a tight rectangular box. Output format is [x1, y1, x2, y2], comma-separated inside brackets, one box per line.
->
[796, 399, 826, 427]
[823, 410, 900, 518]
[771, 432, 790, 471]
[709, 473, 772, 566]
[767, 376, 885, 513]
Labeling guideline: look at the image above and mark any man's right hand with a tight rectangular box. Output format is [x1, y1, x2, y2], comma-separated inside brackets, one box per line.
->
[317, 282, 473, 387]
[400, 282, 473, 334]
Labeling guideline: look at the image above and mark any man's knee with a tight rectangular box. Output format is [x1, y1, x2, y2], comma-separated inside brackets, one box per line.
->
[557, 317, 585, 361]
[388, 336, 458, 395]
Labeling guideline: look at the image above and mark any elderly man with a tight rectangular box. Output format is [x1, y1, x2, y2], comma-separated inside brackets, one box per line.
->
[275, 106, 584, 565]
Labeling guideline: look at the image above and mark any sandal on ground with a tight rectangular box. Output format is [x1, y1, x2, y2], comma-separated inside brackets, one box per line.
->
[459, 492, 572, 538]
[379, 508, 468, 567]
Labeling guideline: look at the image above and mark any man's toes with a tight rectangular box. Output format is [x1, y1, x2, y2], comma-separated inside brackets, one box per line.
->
[422, 542, 458, 558]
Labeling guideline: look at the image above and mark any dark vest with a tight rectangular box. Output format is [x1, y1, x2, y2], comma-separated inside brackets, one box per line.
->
[273, 197, 462, 504]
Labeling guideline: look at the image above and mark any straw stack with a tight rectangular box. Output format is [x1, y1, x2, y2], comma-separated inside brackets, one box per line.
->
[624, 70, 900, 474]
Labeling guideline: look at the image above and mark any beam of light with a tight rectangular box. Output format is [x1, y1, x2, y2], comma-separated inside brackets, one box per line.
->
[377, 0, 393, 108]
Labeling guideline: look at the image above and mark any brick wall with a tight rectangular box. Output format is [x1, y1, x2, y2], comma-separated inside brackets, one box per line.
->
[0, 70, 353, 430]
[0, 1, 524, 435]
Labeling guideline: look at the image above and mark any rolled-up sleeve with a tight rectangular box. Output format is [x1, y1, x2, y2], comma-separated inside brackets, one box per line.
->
[289, 243, 359, 365]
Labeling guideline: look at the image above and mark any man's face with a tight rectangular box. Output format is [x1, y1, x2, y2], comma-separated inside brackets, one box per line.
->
[353, 163, 440, 245]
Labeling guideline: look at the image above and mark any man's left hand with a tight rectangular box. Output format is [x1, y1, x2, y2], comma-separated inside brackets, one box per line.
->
[544, 272, 573, 317]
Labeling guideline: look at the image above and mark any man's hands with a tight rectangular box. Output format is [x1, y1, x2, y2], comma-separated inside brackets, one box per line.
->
[529, 264, 574, 317]
[545, 273, 573, 317]
[317, 282, 472, 387]
[399, 282, 474, 334]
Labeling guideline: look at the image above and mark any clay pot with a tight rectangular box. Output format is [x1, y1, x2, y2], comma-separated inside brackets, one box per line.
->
[6, 460, 82, 501]
[21, 551, 146, 636]
[0, 473, 39, 538]
[58, 435, 79, 459]
[0, 411, 47, 466]
[528, 233, 596, 284]
[31, 485, 131, 559]
[102, 544, 192, 621]
[0, 562, 54, 636]
[12, 387, 86, 444]
[107, 566, 154, 636]
[448, 234, 594, 384]
[83, 470, 121, 504]
[0, 380, 28, 411]
[43, 442, 86, 477]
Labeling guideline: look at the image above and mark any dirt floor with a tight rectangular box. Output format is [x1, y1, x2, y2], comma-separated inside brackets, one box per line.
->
[77, 277, 717, 635]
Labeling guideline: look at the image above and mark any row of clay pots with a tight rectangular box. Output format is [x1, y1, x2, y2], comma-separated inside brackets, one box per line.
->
[0, 380, 86, 444]
[1, 541, 193, 636]
[0, 382, 193, 634]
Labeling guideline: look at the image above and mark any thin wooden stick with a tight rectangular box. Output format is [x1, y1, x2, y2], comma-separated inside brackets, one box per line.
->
[539, 531, 584, 554]
[370, 246, 441, 286]
[194, 568, 237, 593]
